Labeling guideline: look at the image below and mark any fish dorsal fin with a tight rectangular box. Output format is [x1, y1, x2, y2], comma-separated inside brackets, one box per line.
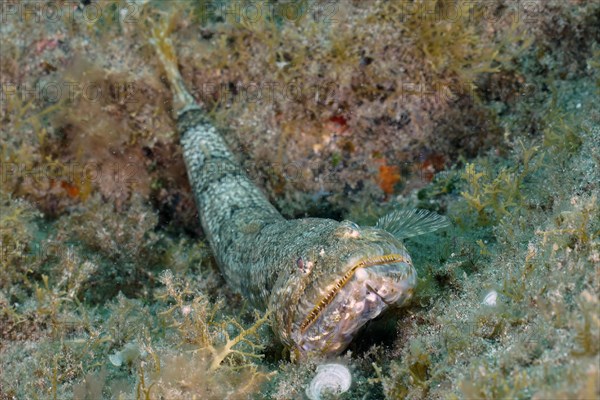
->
[375, 209, 450, 239]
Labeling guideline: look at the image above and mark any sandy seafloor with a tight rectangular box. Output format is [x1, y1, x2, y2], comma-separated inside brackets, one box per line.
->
[0, 1, 599, 399]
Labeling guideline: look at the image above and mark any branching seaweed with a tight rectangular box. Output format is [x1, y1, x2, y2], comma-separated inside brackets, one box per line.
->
[157, 270, 271, 371]
[461, 142, 540, 226]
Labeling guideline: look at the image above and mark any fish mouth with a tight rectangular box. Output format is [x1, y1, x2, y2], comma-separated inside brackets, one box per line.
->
[293, 253, 416, 356]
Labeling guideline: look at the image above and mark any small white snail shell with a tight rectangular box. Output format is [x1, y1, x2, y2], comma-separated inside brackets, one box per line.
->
[306, 363, 352, 400]
[483, 290, 498, 306]
[108, 342, 146, 367]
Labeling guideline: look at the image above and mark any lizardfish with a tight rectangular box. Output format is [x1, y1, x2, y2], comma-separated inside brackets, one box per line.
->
[151, 28, 449, 359]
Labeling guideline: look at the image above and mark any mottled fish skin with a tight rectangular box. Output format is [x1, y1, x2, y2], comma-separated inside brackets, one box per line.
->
[153, 31, 422, 359]
[178, 109, 284, 301]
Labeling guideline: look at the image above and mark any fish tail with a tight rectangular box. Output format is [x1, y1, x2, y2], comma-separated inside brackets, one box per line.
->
[149, 22, 283, 282]
[149, 19, 200, 118]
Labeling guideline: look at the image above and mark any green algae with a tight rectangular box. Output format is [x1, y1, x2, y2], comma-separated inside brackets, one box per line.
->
[1, 1, 599, 399]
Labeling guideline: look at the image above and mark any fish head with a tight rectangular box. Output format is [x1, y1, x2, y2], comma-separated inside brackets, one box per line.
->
[271, 220, 417, 359]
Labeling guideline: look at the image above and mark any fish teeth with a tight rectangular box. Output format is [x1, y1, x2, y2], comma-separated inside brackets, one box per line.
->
[353, 301, 365, 313]
[354, 268, 368, 281]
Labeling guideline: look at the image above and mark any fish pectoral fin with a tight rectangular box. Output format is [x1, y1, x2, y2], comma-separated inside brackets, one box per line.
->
[375, 208, 450, 239]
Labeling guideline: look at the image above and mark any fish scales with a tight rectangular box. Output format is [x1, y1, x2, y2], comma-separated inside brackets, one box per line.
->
[178, 109, 284, 303]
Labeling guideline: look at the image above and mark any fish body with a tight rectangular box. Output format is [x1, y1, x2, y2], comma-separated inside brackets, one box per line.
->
[153, 30, 448, 358]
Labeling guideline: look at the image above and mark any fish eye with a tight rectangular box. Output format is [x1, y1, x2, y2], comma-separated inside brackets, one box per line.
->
[336, 221, 361, 238]
[340, 220, 360, 230]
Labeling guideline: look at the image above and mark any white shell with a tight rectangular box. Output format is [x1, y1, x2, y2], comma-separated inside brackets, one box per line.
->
[306, 363, 352, 400]
[483, 290, 498, 306]
[108, 342, 146, 367]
